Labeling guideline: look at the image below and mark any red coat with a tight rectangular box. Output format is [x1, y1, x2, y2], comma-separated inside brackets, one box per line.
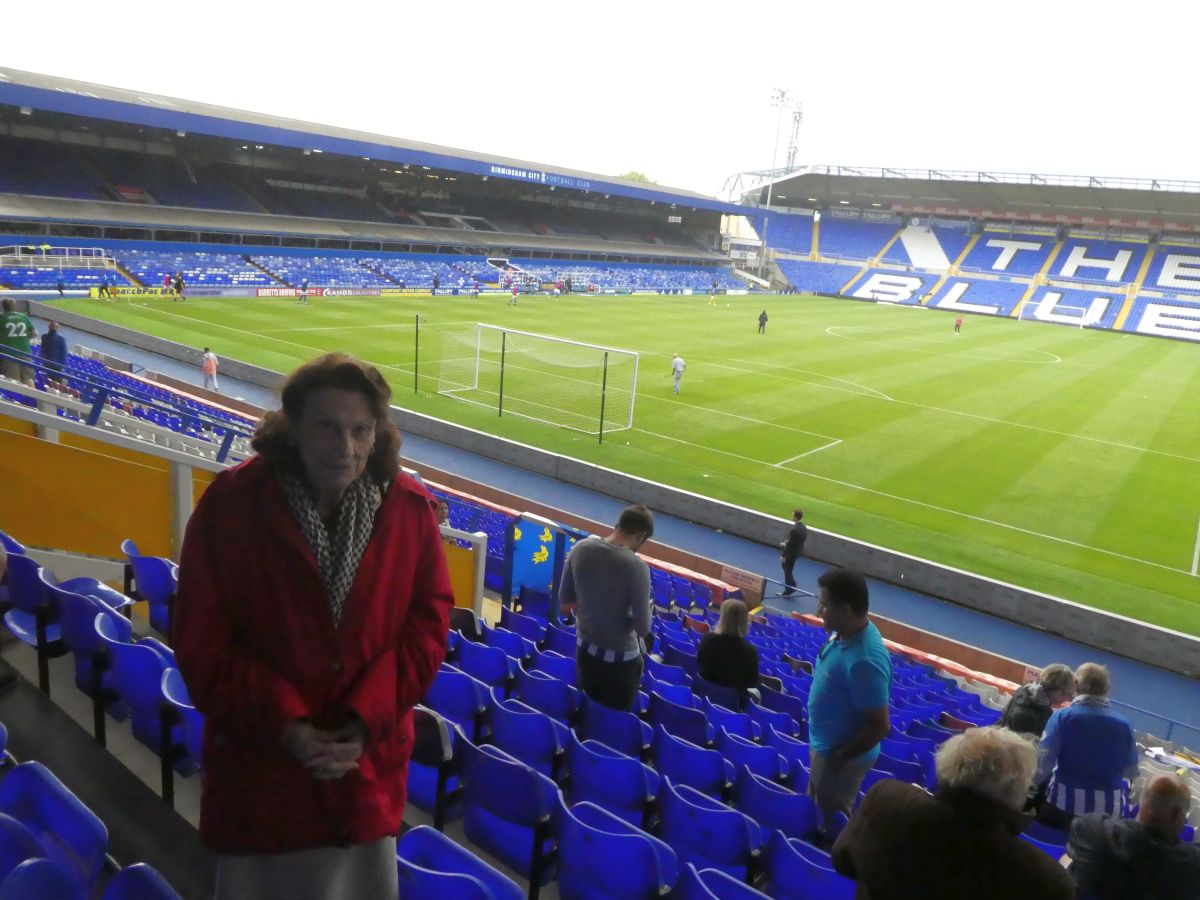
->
[174, 456, 453, 854]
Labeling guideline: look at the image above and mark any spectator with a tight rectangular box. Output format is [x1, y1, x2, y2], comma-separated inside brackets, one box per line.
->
[696, 599, 759, 703]
[779, 508, 807, 597]
[758, 310, 768, 334]
[201, 347, 219, 392]
[1036, 663, 1139, 827]
[435, 499, 450, 526]
[56, 277, 64, 298]
[40, 322, 68, 389]
[558, 504, 654, 712]
[174, 352, 453, 900]
[832, 726, 1074, 899]
[1067, 774, 1200, 900]
[0, 298, 36, 387]
[998, 663, 1076, 738]
[807, 568, 892, 824]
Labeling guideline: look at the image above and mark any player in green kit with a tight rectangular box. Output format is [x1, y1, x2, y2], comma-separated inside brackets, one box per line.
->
[0, 298, 37, 387]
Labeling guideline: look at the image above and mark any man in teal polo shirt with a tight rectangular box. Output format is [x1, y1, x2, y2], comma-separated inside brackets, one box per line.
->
[807, 568, 893, 826]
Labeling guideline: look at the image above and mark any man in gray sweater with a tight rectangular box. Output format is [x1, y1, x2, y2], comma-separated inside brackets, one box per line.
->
[558, 504, 654, 711]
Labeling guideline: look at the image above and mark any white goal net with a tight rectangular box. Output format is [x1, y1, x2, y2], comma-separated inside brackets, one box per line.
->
[431, 324, 639, 436]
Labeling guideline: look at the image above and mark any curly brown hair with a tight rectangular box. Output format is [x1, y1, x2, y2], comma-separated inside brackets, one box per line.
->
[251, 353, 401, 483]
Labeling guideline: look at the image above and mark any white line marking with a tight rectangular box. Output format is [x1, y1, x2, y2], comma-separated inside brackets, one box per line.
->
[826, 324, 1064, 363]
[774, 439, 842, 466]
[1192, 516, 1200, 576]
[635, 427, 1191, 576]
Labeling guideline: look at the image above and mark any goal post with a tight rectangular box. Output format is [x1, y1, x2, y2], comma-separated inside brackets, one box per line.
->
[427, 323, 639, 440]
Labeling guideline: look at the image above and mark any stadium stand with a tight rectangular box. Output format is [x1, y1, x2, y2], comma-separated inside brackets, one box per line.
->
[774, 259, 859, 296]
[817, 217, 897, 261]
[958, 230, 1058, 276]
[249, 254, 392, 288]
[762, 214, 813, 254]
[507, 259, 743, 291]
[119, 250, 275, 288]
[0, 267, 130, 290]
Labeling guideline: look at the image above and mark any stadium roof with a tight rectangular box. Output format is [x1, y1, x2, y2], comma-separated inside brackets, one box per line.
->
[0, 68, 745, 216]
[749, 164, 1200, 231]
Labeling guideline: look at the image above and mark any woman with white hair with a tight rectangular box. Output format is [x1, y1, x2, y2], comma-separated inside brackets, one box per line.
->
[831, 726, 1074, 899]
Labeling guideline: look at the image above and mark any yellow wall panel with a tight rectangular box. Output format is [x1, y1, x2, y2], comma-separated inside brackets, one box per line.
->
[0, 415, 38, 438]
[0, 426, 175, 559]
[61, 430, 172, 470]
[444, 542, 478, 609]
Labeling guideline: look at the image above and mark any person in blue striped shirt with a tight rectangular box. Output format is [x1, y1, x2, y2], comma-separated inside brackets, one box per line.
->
[1036, 662, 1139, 827]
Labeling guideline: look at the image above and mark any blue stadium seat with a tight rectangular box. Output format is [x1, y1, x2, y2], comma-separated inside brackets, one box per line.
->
[558, 797, 677, 900]
[762, 725, 811, 792]
[95, 617, 192, 803]
[675, 862, 771, 899]
[499, 607, 547, 646]
[648, 692, 713, 747]
[704, 699, 760, 742]
[565, 732, 659, 829]
[746, 700, 799, 739]
[693, 676, 743, 712]
[732, 766, 820, 845]
[483, 625, 535, 667]
[396, 824, 523, 900]
[577, 699, 652, 760]
[0, 857, 84, 900]
[0, 530, 24, 555]
[455, 636, 514, 693]
[407, 706, 465, 830]
[717, 729, 789, 784]
[643, 656, 691, 687]
[762, 831, 855, 900]
[0, 812, 45, 884]
[661, 641, 699, 678]
[101, 864, 182, 900]
[488, 691, 569, 780]
[758, 685, 807, 727]
[543, 622, 577, 657]
[514, 664, 580, 726]
[871, 752, 924, 786]
[40, 571, 131, 741]
[641, 676, 696, 709]
[2, 557, 66, 694]
[1020, 832, 1067, 859]
[422, 665, 492, 744]
[120, 545, 177, 635]
[462, 744, 559, 898]
[160, 669, 203, 775]
[0, 762, 107, 890]
[529, 649, 576, 683]
[658, 779, 761, 883]
[652, 727, 734, 801]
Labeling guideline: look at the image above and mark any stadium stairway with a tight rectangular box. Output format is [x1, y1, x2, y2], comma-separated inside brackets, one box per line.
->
[361, 260, 402, 285]
[242, 255, 288, 285]
[0, 652, 213, 896]
[114, 262, 143, 287]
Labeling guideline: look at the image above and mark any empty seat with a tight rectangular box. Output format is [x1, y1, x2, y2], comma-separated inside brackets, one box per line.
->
[423, 665, 492, 743]
[652, 727, 734, 801]
[0, 812, 44, 884]
[762, 724, 812, 792]
[746, 700, 799, 739]
[3, 557, 67, 694]
[462, 744, 559, 899]
[102, 863, 182, 900]
[732, 767, 820, 845]
[658, 779, 760, 883]
[499, 607, 547, 646]
[718, 729, 789, 784]
[455, 638, 516, 694]
[577, 699, 652, 760]
[0, 762, 108, 891]
[675, 862, 771, 899]
[515, 664, 581, 726]
[396, 824, 522, 900]
[120, 542, 177, 635]
[705, 699, 760, 742]
[762, 831, 855, 900]
[648, 691, 713, 747]
[489, 691, 569, 780]
[543, 622, 578, 657]
[530, 649, 576, 683]
[565, 732, 659, 829]
[643, 656, 692, 687]
[0, 857, 84, 900]
[407, 706, 465, 830]
[484, 625, 535, 666]
[693, 676, 743, 712]
[558, 797, 677, 899]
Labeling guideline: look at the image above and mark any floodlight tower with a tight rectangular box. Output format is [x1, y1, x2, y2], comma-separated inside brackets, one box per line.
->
[760, 87, 798, 280]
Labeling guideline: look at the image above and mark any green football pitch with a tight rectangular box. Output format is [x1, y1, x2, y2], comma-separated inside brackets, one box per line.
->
[53, 291, 1200, 636]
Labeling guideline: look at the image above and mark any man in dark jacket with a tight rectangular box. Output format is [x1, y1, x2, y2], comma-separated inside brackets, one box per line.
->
[999, 663, 1076, 738]
[1067, 774, 1200, 900]
[39, 321, 68, 389]
[779, 509, 807, 596]
[832, 725, 1073, 900]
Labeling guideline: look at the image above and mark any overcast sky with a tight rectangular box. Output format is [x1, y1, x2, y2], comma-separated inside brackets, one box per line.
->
[7, 0, 1196, 197]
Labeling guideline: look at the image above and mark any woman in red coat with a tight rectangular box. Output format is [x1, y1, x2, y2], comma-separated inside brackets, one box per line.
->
[175, 353, 453, 900]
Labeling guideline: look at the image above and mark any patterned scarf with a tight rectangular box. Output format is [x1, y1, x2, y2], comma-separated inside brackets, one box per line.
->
[281, 471, 382, 627]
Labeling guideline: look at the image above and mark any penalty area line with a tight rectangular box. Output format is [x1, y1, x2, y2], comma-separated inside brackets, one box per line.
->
[774, 439, 842, 467]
